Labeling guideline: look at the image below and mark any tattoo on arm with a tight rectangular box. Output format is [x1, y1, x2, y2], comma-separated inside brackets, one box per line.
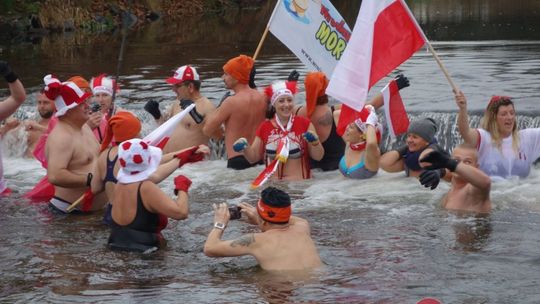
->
[317, 112, 333, 126]
[230, 234, 255, 248]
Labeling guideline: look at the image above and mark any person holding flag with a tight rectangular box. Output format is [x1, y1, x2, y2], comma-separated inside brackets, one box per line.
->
[338, 105, 382, 179]
[107, 138, 196, 253]
[90, 111, 208, 224]
[232, 80, 323, 185]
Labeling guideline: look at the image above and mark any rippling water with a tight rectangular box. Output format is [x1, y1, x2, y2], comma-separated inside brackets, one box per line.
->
[1, 1, 540, 302]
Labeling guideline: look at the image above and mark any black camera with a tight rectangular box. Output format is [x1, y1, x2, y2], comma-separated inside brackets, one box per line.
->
[90, 103, 102, 113]
[228, 205, 241, 220]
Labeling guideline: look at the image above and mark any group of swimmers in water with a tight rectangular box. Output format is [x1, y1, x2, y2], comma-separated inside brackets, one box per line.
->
[0, 54, 539, 271]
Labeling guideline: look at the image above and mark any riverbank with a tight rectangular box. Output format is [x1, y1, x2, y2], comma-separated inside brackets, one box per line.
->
[0, 0, 265, 43]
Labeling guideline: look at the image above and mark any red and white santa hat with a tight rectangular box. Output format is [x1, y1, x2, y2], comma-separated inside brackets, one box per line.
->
[166, 65, 200, 85]
[264, 81, 297, 106]
[90, 74, 118, 96]
[42, 74, 92, 117]
[353, 105, 383, 142]
[117, 138, 162, 184]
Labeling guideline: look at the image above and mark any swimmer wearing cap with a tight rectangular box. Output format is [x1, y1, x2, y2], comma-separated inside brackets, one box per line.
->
[204, 186, 322, 271]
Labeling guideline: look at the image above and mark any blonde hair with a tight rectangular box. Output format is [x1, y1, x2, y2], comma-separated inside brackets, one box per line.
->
[480, 96, 519, 152]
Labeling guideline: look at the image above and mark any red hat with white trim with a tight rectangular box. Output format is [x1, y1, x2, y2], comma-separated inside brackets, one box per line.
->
[117, 138, 162, 184]
[264, 81, 297, 106]
[166, 65, 200, 85]
[90, 74, 118, 96]
[42, 74, 92, 117]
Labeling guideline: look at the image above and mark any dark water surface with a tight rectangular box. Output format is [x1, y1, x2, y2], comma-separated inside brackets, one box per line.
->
[1, 1, 540, 303]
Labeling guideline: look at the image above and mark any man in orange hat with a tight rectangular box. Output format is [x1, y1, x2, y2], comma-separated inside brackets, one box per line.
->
[204, 186, 322, 271]
[43, 75, 108, 213]
[203, 55, 267, 169]
[144, 65, 216, 154]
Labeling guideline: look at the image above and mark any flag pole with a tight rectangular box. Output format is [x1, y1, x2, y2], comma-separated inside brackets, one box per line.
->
[253, 0, 282, 61]
[66, 194, 85, 213]
[426, 42, 459, 93]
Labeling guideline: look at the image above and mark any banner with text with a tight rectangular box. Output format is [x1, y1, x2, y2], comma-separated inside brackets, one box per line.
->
[268, 0, 351, 77]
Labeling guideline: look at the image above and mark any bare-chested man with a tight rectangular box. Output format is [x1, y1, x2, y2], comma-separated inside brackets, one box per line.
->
[0, 91, 54, 158]
[0, 61, 26, 195]
[204, 186, 322, 271]
[420, 144, 491, 214]
[44, 75, 107, 213]
[203, 55, 267, 169]
[144, 65, 216, 154]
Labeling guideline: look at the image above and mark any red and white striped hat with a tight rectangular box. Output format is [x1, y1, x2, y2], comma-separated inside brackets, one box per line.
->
[264, 81, 297, 105]
[166, 65, 200, 85]
[42, 74, 92, 117]
[117, 138, 162, 184]
[90, 74, 118, 96]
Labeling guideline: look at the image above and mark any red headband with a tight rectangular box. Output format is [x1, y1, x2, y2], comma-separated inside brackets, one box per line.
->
[257, 199, 291, 224]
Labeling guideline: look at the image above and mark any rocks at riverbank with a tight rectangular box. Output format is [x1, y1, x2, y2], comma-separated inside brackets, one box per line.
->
[0, 0, 266, 43]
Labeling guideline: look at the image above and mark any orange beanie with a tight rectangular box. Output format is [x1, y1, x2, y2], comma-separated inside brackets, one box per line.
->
[100, 112, 142, 152]
[304, 72, 329, 118]
[223, 55, 254, 85]
[67, 76, 91, 92]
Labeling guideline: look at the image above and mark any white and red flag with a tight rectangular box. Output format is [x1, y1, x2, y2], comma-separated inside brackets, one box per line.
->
[143, 103, 195, 149]
[381, 79, 409, 139]
[326, 0, 427, 135]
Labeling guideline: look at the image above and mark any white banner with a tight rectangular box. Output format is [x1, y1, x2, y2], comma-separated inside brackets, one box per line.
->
[268, 0, 351, 77]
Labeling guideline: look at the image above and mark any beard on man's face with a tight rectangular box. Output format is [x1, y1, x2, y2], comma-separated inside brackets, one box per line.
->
[39, 110, 54, 119]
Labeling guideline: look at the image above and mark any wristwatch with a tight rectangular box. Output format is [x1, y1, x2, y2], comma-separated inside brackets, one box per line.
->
[214, 222, 226, 230]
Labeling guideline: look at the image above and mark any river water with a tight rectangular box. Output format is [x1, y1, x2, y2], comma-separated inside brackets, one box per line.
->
[1, 1, 540, 303]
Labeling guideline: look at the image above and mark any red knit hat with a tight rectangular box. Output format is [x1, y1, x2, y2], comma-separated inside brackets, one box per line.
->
[99, 112, 142, 152]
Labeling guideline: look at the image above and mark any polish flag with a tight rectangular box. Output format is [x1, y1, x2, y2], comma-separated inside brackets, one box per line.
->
[327, 0, 426, 135]
[382, 79, 409, 139]
[143, 103, 195, 149]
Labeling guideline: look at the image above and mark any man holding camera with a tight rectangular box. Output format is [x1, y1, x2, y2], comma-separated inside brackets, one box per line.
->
[144, 65, 216, 154]
[204, 187, 322, 271]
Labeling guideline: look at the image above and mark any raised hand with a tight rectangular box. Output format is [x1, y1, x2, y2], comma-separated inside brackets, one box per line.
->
[365, 105, 378, 126]
[454, 90, 467, 111]
[249, 66, 257, 89]
[233, 137, 248, 152]
[287, 70, 300, 82]
[395, 74, 409, 90]
[144, 100, 161, 120]
[173, 175, 192, 195]
[0, 61, 18, 83]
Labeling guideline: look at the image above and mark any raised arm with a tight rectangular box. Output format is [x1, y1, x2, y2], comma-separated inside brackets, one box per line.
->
[233, 136, 263, 164]
[304, 123, 324, 161]
[455, 91, 479, 146]
[143, 175, 191, 220]
[0, 62, 26, 120]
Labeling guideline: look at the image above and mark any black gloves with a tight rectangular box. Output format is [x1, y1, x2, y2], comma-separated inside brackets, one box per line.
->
[419, 169, 444, 190]
[288, 70, 300, 82]
[144, 100, 161, 120]
[395, 74, 409, 91]
[249, 66, 257, 89]
[419, 150, 458, 172]
[0, 61, 18, 83]
[180, 99, 204, 124]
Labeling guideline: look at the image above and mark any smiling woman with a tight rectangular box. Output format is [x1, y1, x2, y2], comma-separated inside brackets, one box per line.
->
[455, 91, 540, 179]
